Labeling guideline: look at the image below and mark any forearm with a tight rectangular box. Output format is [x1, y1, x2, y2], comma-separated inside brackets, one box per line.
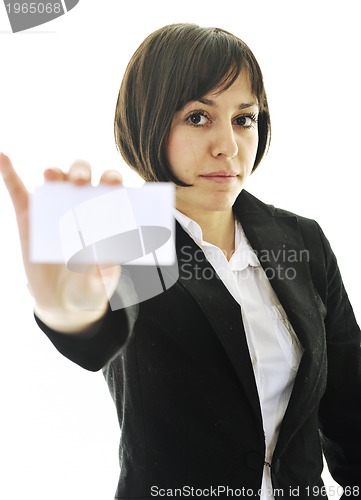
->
[35, 299, 135, 371]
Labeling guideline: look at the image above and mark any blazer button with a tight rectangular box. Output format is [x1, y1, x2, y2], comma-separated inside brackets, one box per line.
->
[245, 451, 264, 470]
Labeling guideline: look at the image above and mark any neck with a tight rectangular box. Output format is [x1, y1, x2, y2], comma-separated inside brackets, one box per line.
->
[179, 207, 236, 258]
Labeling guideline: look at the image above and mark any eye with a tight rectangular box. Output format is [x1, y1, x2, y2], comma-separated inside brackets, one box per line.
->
[235, 114, 258, 128]
[186, 111, 209, 126]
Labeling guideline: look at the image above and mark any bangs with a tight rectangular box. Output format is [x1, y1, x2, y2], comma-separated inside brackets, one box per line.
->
[173, 27, 265, 111]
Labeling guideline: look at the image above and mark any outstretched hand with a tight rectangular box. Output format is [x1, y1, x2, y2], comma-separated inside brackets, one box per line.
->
[0, 153, 123, 333]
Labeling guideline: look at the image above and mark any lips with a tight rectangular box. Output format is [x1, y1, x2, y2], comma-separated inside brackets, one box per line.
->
[199, 171, 238, 184]
[201, 171, 238, 177]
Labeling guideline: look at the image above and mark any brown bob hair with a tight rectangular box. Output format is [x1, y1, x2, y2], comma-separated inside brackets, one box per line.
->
[114, 23, 271, 186]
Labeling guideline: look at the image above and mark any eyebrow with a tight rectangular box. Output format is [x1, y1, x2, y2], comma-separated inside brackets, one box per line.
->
[198, 97, 258, 110]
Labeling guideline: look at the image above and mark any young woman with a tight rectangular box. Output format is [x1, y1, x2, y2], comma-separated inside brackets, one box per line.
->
[1, 23, 360, 499]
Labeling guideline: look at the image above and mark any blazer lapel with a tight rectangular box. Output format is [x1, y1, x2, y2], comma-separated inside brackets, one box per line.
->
[235, 191, 327, 453]
[174, 224, 264, 429]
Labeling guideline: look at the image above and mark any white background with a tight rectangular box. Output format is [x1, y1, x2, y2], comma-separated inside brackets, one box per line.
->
[0, 1, 360, 498]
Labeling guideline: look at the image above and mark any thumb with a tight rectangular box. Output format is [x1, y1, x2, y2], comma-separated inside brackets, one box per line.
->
[0, 152, 29, 216]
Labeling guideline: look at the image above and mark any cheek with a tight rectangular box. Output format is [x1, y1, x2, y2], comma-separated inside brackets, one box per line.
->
[167, 130, 182, 167]
[169, 128, 193, 150]
[250, 130, 259, 152]
[244, 132, 259, 164]
[167, 129, 197, 171]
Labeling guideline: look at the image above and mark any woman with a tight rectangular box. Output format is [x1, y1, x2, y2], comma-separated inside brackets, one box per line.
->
[1, 23, 360, 499]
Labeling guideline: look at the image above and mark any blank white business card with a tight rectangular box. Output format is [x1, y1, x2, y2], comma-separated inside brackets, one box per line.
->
[30, 182, 175, 268]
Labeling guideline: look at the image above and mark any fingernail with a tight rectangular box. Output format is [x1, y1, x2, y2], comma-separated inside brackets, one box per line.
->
[107, 171, 122, 181]
[71, 167, 90, 180]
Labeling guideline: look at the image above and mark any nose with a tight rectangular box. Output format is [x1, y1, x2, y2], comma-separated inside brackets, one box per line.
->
[211, 123, 238, 159]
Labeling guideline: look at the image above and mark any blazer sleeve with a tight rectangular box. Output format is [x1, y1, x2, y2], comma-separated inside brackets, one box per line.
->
[314, 223, 361, 488]
[34, 269, 139, 372]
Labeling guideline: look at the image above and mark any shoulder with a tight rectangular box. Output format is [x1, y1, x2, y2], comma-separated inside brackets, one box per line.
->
[235, 191, 339, 303]
[235, 190, 331, 262]
[236, 190, 321, 232]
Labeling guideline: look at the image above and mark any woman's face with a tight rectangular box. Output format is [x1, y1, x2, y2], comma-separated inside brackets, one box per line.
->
[167, 68, 259, 219]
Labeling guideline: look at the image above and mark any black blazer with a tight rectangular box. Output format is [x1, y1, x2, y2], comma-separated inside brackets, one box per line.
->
[37, 190, 361, 499]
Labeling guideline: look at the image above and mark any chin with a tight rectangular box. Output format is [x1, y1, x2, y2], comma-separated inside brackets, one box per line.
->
[176, 187, 243, 215]
[207, 191, 241, 211]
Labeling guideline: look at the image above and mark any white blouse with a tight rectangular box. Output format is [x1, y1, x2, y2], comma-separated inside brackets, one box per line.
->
[174, 209, 304, 500]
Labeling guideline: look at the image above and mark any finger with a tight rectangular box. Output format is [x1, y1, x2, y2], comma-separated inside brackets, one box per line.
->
[99, 169, 123, 185]
[43, 167, 68, 182]
[68, 159, 92, 185]
[0, 152, 28, 215]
